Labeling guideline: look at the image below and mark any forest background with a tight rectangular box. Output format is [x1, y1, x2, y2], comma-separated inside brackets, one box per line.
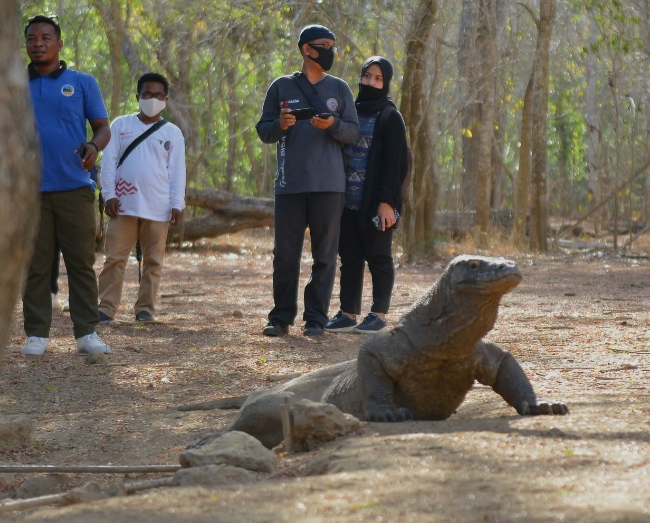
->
[14, 0, 650, 254]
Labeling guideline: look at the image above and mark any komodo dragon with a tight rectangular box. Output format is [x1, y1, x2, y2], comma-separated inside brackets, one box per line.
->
[190, 255, 568, 449]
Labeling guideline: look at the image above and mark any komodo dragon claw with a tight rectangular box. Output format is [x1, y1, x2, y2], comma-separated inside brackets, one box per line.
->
[522, 401, 569, 416]
[365, 407, 414, 422]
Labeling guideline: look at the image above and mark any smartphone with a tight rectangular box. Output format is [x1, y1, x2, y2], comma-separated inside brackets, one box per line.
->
[316, 112, 333, 119]
[289, 107, 316, 120]
[78, 142, 87, 157]
[372, 209, 401, 231]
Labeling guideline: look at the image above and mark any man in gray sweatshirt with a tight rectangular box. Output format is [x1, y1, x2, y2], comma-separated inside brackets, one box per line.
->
[256, 24, 359, 337]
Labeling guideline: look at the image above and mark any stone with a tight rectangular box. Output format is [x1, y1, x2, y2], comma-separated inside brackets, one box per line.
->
[173, 464, 257, 486]
[292, 399, 361, 450]
[59, 481, 107, 506]
[179, 431, 277, 472]
[17, 473, 73, 499]
[85, 353, 109, 365]
[0, 460, 17, 497]
[0, 416, 33, 450]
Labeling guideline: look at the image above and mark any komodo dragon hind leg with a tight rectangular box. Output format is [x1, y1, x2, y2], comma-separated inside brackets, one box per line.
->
[492, 352, 569, 416]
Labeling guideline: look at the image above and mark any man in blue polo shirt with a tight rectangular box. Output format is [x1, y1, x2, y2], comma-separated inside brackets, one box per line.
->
[22, 15, 112, 355]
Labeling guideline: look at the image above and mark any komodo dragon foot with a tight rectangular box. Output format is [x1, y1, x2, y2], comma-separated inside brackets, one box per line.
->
[519, 400, 569, 416]
[365, 406, 414, 422]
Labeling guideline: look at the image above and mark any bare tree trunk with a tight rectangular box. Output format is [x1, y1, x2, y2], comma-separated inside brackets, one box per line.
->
[529, 0, 555, 252]
[639, 0, 650, 223]
[609, 72, 621, 249]
[475, 0, 498, 233]
[458, 0, 480, 211]
[400, 0, 438, 258]
[0, 1, 42, 368]
[585, 14, 601, 233]
[514, 71, 534, 248]
[93, 0, 124, 118]
[225, 67, 237, 192]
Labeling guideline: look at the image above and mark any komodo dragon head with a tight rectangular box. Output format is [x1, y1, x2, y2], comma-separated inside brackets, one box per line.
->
[397, 255, 522, 352]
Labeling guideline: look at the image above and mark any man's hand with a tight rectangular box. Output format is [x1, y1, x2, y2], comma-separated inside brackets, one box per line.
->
[310, 114, 334, 130]
[76, 143, 98, 171]
[105, 198, 120, 218]
[279, 108, 296, 131]
[170, 208, 182, 227]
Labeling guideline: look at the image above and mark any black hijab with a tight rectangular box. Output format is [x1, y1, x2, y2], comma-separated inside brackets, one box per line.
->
[355, 56, 394, 115]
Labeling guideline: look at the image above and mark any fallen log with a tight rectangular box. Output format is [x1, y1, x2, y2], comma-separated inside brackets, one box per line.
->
[168, 188, 273, 242]
[168, 188, 518, 242]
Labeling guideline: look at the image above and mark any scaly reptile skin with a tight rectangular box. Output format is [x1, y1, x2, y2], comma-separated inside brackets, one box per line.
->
[191, 255, 568, 449]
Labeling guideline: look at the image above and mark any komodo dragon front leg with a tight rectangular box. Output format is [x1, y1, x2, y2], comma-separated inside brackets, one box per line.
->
[357, 332, 414, 422]
[478, 341, 569, 416]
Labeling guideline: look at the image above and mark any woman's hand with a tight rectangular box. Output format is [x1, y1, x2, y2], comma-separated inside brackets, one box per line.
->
[376, 202, 396, 231]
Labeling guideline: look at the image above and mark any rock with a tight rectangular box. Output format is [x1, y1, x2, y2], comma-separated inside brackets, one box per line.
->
[292, 399, 362, 450]
[173, 464, 257, 486]
[179, 431, 277, 472]
[85, 353, 109, 365]
[232, 310, 244, 318]
[59, 481, 107, 506]
[106, 483, 128, 497]
[0, 460, 17, 496]
[0, 416, 33, 450]
[17, 473, 73, 499]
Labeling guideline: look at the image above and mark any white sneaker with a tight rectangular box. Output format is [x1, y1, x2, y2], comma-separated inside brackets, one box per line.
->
[76, 332, 112, 354]
[51, 293, 64, 311]
[21, 336, 49, 355]
[62, 300, 70, 312]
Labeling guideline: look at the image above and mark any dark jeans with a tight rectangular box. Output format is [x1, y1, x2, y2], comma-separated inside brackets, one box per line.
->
[23, 188, 99, 339]
[269, 192, 344, 327]
[338, 207, 395, 315]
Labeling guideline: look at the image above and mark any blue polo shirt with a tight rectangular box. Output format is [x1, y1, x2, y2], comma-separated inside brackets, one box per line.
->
[28, 61, 108, 192]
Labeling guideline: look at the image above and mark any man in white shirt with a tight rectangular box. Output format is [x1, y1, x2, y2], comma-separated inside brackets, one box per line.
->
[98, 72, 186, 324]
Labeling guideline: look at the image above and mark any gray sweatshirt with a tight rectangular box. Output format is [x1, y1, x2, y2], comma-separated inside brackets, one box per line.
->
[256, 74, 360, 195]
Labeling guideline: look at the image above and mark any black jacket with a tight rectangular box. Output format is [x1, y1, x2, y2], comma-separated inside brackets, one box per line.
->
[358, 105, 409, 226]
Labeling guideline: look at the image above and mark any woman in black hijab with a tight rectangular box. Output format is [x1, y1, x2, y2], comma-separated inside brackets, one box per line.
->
[325, 56, 409, 334]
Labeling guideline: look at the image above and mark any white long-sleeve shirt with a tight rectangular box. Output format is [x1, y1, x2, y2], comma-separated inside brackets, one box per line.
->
[101, 114, 186, 221]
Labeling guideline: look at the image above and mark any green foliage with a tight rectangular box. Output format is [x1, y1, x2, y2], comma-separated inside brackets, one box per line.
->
[18, 0, 650, 225]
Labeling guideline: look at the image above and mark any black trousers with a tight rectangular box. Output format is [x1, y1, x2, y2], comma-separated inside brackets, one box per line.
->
[51, 243, 61, 295]
[269, 192, 344, 327]
[338, 207, 395, 315]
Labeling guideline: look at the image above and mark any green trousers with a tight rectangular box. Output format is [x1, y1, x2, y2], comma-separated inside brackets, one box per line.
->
[23, 187, 99, 339]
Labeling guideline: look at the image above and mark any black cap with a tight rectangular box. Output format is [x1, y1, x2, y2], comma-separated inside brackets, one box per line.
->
[298, 24, 336, 48]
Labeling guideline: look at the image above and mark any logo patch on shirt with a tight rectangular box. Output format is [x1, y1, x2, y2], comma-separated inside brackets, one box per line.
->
[164, 141, 171, 151]
[61, 84, 75, 97]
[327, 98, 339, 112]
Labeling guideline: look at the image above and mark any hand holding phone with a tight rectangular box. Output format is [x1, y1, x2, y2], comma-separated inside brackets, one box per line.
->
[77, 142, 87, 157]
[316, 112, 333, 119]
[372, 209, 400, 231]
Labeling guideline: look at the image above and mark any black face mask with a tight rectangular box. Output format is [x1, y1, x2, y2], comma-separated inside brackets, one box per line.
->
[307, 44, 334, 71]
[357, 83, 385, 102]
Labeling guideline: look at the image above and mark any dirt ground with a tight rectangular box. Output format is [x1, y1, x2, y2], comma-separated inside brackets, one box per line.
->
[2, 228, 650, 522]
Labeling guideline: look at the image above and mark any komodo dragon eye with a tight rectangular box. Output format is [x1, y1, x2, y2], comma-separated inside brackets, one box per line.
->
[467, 260, 480, 270]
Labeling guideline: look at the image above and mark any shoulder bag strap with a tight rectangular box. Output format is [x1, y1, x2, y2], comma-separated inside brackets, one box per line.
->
[292, 72, 330, 114]
[117, 119, 168, 168]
